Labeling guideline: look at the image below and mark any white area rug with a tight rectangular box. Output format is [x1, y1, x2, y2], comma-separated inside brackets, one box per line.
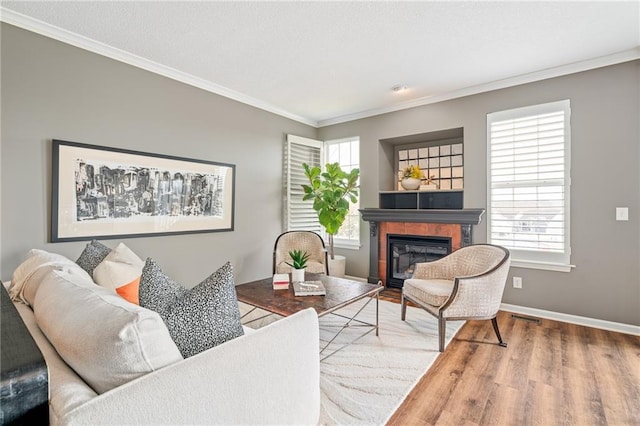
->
[239, 299, 464, 425]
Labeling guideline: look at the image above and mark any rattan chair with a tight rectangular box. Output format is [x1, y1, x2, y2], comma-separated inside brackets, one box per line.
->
[273, 231, 329, 275]
[401, 244, 511, 352]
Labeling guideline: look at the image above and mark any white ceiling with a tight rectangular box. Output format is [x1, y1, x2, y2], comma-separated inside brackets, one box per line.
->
[1, 1, 639, 127]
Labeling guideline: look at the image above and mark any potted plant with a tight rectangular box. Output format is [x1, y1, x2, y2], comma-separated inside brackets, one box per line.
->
[400, 164, 422, 190]
[286, 249, 310, 282]
[302, 162, 359, 276]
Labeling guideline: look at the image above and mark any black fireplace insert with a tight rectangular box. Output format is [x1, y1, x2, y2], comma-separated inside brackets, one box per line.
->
[386, 234, 451, 288]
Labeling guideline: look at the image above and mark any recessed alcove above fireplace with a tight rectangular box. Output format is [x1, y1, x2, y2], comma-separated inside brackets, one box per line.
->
[362, 127, 483, 287]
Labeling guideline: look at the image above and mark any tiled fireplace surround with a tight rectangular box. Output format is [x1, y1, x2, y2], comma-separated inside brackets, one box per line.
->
[360, 209, 485, 286]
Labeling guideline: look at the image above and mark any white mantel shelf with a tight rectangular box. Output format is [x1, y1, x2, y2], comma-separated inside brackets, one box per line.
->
[359, 208, 485, 225]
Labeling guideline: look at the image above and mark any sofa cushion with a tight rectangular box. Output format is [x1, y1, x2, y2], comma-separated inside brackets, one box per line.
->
[93, 242, 144, 305]
[33, 267, 183, 394]
[139, 259, 244, 358]
[75, 240, 111, 277]
[10, 249, 92, 307]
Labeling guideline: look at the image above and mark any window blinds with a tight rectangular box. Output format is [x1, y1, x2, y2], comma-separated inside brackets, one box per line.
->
[487, 100, 571, 266]
[284, 135, 323, 233]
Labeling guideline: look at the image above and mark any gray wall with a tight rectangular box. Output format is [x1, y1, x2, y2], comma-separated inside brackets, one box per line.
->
[320, 61, 640, 326]
[0, 23, 317, 285]
[2, 23, 638, 326]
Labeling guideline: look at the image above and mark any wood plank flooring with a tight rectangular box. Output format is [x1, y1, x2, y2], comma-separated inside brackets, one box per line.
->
[380, 289, 640, 425]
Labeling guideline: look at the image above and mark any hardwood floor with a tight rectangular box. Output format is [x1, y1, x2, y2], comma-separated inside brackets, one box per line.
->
[380, 290, 640, 425]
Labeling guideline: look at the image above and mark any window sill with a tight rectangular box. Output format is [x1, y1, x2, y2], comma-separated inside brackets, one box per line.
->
[510, 259, 575, 273]
[332, 240, 361, 251]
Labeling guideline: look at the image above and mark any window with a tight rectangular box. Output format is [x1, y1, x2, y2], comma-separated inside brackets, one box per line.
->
[326, 137, 360, 249]
[284, 135, 360, 249]
[487, 100, 572, 272]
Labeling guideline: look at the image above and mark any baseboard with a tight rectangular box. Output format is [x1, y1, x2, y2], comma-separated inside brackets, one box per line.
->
[500, 303, 640, 336]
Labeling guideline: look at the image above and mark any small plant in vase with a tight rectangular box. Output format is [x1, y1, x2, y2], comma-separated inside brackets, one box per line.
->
[400, 164, 423, 190]
[286, 249, 310, 282]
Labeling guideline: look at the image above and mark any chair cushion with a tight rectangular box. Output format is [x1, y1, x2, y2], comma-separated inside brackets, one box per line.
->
[403, 278, 454, 307]
[138, 259, 245, 358]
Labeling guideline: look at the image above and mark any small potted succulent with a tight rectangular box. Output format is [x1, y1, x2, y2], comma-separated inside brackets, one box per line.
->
[286, 249, 310, 282]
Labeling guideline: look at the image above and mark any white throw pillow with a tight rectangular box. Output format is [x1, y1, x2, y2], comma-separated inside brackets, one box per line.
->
[93, 242, 144, 304]
[33, 267, 183, 394]
[9, 249, 92, 306]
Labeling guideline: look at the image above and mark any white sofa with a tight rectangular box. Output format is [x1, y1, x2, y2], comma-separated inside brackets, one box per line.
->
[6, 252, 320, 425]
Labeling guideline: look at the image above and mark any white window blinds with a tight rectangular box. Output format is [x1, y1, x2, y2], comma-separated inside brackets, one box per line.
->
[487, 100, 572, 271]
[284, 135, 323, 233]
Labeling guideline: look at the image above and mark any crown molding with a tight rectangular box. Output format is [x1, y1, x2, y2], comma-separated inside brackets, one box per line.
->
[2, 7, 638, 130]
[0, 7, 319, 128]
[318, 46, 640, 127]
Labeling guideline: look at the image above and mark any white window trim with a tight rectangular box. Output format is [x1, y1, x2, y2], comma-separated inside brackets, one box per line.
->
[333, 237, 362, 250]
[487, 100, 574, 272]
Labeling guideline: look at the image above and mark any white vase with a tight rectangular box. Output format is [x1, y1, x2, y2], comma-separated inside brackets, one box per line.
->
[328, 255, 346, 277]
[291, 268, 305, 283]
[401, 178, 421, 190]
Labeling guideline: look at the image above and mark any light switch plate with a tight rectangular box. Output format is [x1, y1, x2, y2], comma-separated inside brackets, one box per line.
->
[616, 207, 629, 221]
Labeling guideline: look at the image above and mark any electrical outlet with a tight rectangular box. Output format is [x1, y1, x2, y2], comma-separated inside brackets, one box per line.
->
[513, 277, 523, 289]
[616, 207, 629, 221]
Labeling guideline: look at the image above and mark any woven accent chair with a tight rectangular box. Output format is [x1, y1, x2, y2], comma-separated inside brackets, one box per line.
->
[401, 244, 511, 352]
[273, 231, 329, 275]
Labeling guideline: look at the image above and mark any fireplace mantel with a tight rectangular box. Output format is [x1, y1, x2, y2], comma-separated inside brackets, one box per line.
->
[360, 208, 484, 225]
[359, 208, 486, 285]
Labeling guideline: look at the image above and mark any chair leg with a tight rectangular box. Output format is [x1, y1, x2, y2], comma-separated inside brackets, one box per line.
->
[438, 316, 446, 352]
[491, 317, 508, 347]
[401, 294, 407, 321]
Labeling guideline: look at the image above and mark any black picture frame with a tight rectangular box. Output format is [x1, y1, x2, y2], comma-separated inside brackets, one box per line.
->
[51, 139, 235, 242]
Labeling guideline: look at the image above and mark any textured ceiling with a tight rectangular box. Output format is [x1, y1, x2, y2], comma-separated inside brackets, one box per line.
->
[2, 1, 639, 126]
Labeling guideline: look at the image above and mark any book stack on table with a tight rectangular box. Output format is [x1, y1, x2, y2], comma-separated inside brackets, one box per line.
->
[293, 281, 326, 296]
[272, 274, 290, 290]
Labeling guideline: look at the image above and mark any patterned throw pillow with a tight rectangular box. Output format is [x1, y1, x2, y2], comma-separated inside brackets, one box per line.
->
[76, 240, 111, 277]
[138, 258, 244, 358]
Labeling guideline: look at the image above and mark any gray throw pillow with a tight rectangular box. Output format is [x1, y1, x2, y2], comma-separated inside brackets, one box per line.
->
[76, 240, 111, 277]
[138, 258, 244, 358]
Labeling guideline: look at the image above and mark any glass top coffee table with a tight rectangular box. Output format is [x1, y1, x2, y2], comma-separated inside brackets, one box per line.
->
[236, 274, 383, 360]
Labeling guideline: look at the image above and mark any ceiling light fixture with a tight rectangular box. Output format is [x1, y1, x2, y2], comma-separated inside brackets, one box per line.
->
[392, 85, 408, 93]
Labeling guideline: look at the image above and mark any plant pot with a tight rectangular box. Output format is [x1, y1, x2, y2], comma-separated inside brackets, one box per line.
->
[291, 268, 305, 283]
[328, 255, 346, 277]
[401, 178, 421, 190]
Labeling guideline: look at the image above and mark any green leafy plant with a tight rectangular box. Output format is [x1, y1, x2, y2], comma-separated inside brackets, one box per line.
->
[402, 164, 422, 179]
[302, 162, 360, 260]
[286, 249, 310, 269]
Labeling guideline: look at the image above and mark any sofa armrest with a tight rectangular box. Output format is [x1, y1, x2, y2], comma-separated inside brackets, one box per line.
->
[61, 308, 320, 425]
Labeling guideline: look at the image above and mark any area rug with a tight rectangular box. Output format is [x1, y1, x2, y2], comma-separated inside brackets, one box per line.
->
[238, 298, 465, 425]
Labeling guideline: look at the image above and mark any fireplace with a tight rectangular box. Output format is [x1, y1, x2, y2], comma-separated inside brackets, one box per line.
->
[386, 234, 451, 288]
[360, 208, 485, 286]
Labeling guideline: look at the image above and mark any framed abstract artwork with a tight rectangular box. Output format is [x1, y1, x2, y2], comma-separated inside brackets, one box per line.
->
[51, 139, 235, 242]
